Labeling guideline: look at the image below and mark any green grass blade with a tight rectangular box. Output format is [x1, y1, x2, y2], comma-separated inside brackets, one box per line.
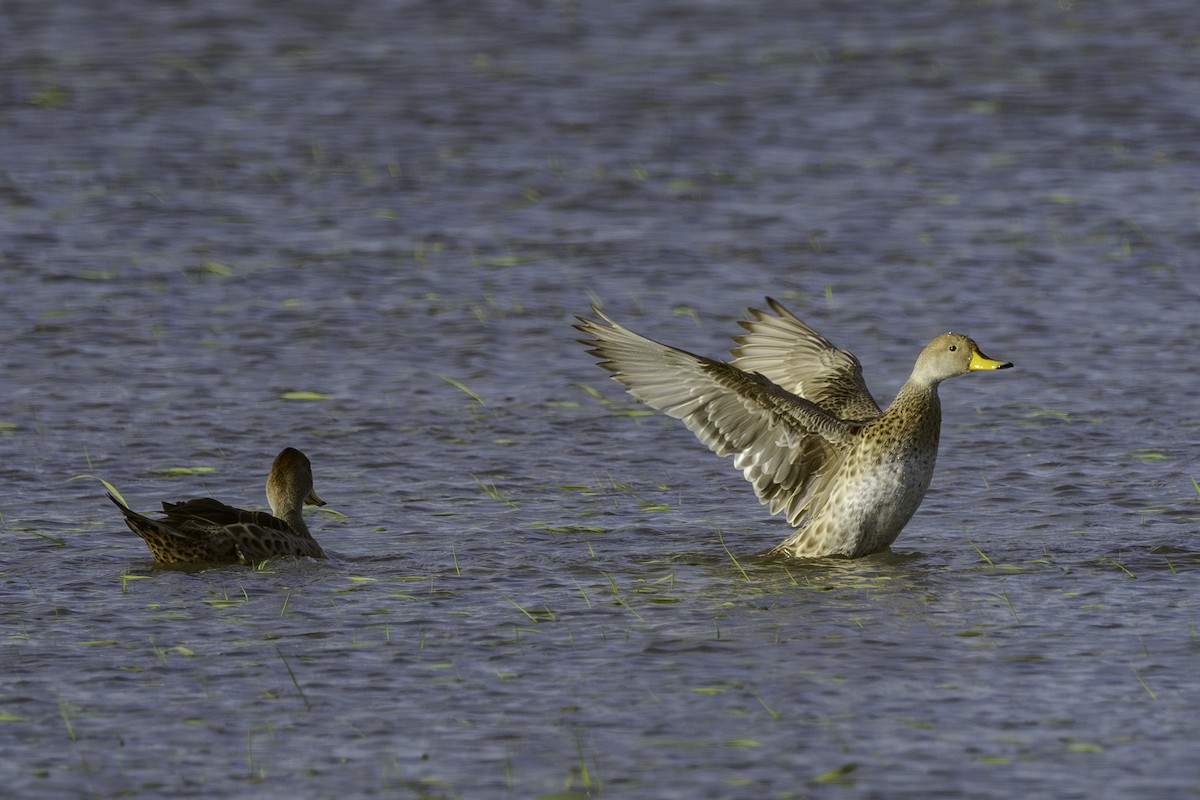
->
[71, 473, 129, 507]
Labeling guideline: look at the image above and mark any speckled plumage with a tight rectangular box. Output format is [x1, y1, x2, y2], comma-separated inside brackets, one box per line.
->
[109, 447, 328, 565]
[576, 298, 1012, 559]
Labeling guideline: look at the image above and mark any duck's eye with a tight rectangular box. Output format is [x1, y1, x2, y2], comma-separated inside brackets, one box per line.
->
[948, 345, 958, 352]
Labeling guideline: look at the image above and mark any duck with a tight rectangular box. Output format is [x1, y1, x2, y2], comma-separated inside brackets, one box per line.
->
[575, 298, 1012, 558]
[108, 447, 328, 564]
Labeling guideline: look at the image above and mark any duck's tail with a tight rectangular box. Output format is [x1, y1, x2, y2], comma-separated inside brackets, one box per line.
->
[107, 492, 218, 563]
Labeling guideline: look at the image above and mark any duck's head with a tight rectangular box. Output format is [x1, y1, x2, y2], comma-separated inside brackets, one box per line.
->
[911, 332, 1012, 387]
[266, 447, 326, 516]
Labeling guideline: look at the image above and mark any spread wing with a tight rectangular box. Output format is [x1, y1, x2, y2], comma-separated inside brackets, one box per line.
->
[576, 306, 855, 526]
[730, 297, 882, 421]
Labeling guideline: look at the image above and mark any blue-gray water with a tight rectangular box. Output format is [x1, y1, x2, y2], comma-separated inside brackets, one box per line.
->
[3, 1, 1199, 798]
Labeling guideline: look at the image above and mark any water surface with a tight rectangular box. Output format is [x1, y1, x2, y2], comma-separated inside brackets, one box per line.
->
[2, 1, 1199, 797]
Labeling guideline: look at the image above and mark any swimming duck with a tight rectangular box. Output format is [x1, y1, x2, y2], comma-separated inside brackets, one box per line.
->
[108, 447, 328, 564]
[576, 298, 1012, 558]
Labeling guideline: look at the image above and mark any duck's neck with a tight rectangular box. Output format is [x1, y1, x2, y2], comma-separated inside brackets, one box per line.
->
[889, 380, 942, 432]
[271, 504, 311, 536]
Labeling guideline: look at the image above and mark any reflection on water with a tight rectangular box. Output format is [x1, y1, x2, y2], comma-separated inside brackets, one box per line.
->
[2, 0, 1200, 797]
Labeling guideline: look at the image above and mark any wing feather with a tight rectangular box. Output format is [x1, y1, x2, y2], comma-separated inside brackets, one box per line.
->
[160, 497, 289, 531]
[577, 307, 856, 525]
[731, 297, 882, 421]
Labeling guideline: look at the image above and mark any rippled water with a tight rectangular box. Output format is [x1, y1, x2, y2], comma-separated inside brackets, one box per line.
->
[3, 1, 1200, 797]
